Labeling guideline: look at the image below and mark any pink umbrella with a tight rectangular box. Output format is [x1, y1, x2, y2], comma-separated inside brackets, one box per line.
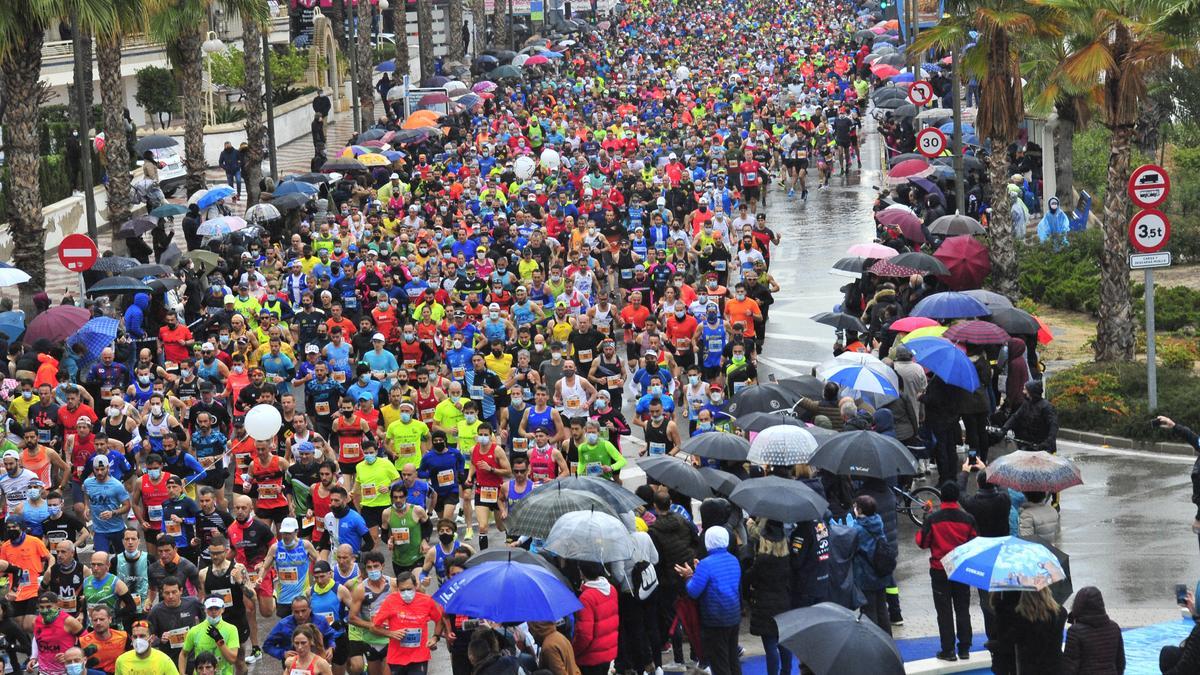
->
[362, 140, 388, 148]
[887, 158, 934, 185]
[473, 81, 497, 93]
[381, 131, 396, 143]
[870, 26, 887, 34]
[890, 316, 939, 332]
[525, 55, 550, 65]
[847, 242, 899, 259]
[876, 207, 922, 229]
[872, 65, 901, 79]
[869, 259, 922, 278]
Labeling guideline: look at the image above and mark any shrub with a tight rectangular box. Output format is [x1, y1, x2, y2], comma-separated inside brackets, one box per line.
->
[1048, 361, 1200, 440]
[135, 66, 178, 128]
[1017, 229, 1102, 314]
[1130, 283, 1200, 332]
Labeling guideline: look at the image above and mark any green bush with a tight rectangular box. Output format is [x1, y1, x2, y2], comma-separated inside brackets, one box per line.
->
[1049, 361, 1200, 440]
[1131, 283, 1200, 332]
[213, 103, 247, 125]
[1017, 229, 1102, 314]
[1071, 125, 1152, 203]
[135, 66, 179, 128]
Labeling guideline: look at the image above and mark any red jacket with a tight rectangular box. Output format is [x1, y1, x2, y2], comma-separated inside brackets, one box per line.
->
[915, 502, 978, 570]
[572, 579, 619, 666]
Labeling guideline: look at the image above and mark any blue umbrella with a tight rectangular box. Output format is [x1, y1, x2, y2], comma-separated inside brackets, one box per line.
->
[904, 336, 980, 391]
[911, 291, 990, 319]
[274, 180, 319, 197]
[892, 72, 915, 83]
[543, 51, 564, 58]
[195, 185, 235, 209]
[66, 317, 119, 365]
[433, 560, 582, 623]
[0, 311, 24, 342]
[941, 536, 1067, 592]
[376, 59, 396, 72]
[150, 203, 189, 218]
[939, 121, 977, 136]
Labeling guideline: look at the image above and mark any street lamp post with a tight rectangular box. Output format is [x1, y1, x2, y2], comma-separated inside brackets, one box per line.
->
[202, 31, 227, 127]
[264, 4, 280, 182]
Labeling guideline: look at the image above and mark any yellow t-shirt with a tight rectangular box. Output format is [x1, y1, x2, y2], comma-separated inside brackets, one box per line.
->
[114, 648, 180, 675]
[385, 419, 430, 468]
[432, 397, 468, 444]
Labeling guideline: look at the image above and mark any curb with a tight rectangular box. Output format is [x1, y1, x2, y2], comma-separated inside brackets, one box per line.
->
[1059, 428, 1195, 456]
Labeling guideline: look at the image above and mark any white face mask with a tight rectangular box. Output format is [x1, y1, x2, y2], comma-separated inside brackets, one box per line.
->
[133, 638, 150, 654]
[400, 589, 416, 603]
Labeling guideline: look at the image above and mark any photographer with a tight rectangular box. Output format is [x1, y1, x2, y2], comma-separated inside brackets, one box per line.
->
[1154, 416, 1200, 537]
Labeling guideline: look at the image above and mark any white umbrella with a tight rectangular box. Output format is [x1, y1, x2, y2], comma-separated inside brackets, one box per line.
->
[543, 510, 634, 563]
[747, 425, 819, 466]
[0, 266, 32, 288]
[197, 215, 249, 237]
[245, 203, 282, 223]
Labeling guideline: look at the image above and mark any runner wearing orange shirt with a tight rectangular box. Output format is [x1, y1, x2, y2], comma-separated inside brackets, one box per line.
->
[372, 572, 443, 671]
[723, 283, 763, 341]
[0, 520, 50, 629]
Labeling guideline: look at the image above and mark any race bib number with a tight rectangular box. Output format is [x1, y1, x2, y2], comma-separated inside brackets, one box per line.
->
[361, 483, 378, 500]
[341, 442, 361, 459]
[259, 484, 281, 500]
[577, 349, 593, 362]
[401, 628, 422, 648]
[403, 359, 418, 368]
[733, 380, 748, 394]
[58, 595, 77, 611]
[744, 171, 757, 183]
[469, 386, 484, 399]
[585, 462, 603, 476]
[391, 527, 411, 544]
[399, 442, 416, 456]
[566, 396, 582, 409]
[212, 587, 233, 607]
[279, 568, 300, 584]
[165, 627, 189, 647]
[675, 338, 691, 350]
[302, 515, 315, 530]
[607, 375, 622, 388]
[706, 338, 723, 352]
[452, 367, 466, 380]
[332, 371, 346, 383]
[292, 669, 310, 675]
[420, 408, 435, 423]
[479, 486, 498, 502]
[147, 505, 164, 522]
[512, 437, 528, 452]
[649, 442, 666, 455]
[38, 429, 51, 444]
[100, 387, 112, 399]
[315, 401, 331, 416]
[713, 260, 727, 271]
[621, 269, 633, 279]
[437, 470, 455, 487]
[165, 519, 182, 537]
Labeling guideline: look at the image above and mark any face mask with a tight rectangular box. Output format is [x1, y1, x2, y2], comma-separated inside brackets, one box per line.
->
[180, 369, 191, 379]
[368, 569, 383, 581]
[233, 365, 244, 374]
[207, 615, 221, 626]
[400, 412, 412, 423]
[364, 453, 378, 464]
[124, 549, 141, 559]
[27, 488, 40, 500]
[49, 506, 62, 517]
[359, 375, 369, 384]
[21, 391, 31, 400]
[649, 386, 663, 395]
[453, 340, 463, 350]
[439, 532, 454, 545]
[433, 441, 447, 451]
[476, 434, 490, 445]
[709, 392, 723, 403]
[736, 291, 746, 300]
[733, 354, 746, 364]
[585, 432, 599, 444]
[39, 608, 60, 622]
[534, 344, 545, 352]
[400, 589, 416, 603]
[151, 405, 163, 416]
[133, 638, 150, 654]
[551, 352, 562, 361]
[219, 335, 231, 345]
[689, 375, 700, 385]
[66, 664, 84, 675]
[108, 407, 121, 419]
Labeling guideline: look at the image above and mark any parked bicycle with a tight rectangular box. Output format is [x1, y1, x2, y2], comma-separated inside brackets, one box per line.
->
[894, 483, 942, 527]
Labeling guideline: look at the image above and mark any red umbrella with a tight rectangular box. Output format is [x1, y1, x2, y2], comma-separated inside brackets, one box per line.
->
[890, 316, 938, 332]
[887, 158, 934, 185]
[1036, 316, 1054, 344]
[869, 259, 922, 278]
[934, 235, 991, 290]
[944, 320, 1010, 345]
[872, 64, 901, 79]
[25, 305, 91, 344]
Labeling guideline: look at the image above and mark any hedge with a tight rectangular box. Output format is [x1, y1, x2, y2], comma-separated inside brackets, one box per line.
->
[1049, 361, 1200, 440]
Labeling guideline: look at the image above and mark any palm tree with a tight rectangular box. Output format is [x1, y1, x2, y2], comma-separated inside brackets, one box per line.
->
[471, 0, 486, 55]
[492, 0, 509, 49]
[447, 0, 464, 61]
[241, 11, 266, 205]
[356, 0, 374, 129]
[1, 0, 113, 307]
[417, 0, 434, 83]
[94, 0, 148, 232]
[1021, 37, 1091, 207]
[392, 0, 410, 80]
[1043, 0, 1198, 361]
[913, 0, 1064, 300]
[149, 0, 267, 197]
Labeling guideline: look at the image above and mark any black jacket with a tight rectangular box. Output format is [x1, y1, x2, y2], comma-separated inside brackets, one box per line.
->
[1001, 396, 1058, 452]
[648, 511, 701, 589]
[1063, 587, 1125, 675]
[1174, 425, 1200, 519]
[1165, 621, 1200, 675]
[956, 476, 1012, 537]
[990, 594, 1068, 675]
[746, 546, 791, 637]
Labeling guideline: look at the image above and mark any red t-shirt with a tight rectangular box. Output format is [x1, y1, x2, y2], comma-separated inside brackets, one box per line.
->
[159, 324, 193, 364]
[373, 592, 444, 665]
[739, 160, 763, 187]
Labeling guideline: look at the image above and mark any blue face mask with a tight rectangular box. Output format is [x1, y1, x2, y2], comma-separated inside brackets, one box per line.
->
[368, 569, 383, 581]
[66, 664, 84, 675]
[364, 454, 378, 464]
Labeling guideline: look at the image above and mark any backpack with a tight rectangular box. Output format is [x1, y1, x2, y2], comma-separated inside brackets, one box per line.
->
[631, 558, 659, 600]
[825, 522, 866, 611]
[866, 532, 897, 577]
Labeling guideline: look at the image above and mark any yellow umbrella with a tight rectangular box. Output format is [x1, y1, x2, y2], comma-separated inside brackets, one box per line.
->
[900, 325, 948, 342]
[359, 153, 391, 167]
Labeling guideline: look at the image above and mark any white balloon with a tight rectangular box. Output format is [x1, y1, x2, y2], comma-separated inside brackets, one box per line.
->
[539, 148, 561, 171]
[514, 156, 536, 180]
[245, 404, 282, 441]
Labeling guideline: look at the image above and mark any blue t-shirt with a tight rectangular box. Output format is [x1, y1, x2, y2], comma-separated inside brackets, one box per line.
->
[418, 449, 465, 496]
[82, 476, 130, 533]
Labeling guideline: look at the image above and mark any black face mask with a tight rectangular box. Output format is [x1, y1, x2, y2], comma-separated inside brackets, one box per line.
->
[433, 441, 447, 451]
[439, 533, 455, 545]
[331, 504, 350, 518]
[341, 410, 354, 418]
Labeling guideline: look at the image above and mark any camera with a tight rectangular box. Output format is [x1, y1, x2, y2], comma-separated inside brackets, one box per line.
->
[1177, 584, 1189, 606]
[1152, 418, 1165, 428]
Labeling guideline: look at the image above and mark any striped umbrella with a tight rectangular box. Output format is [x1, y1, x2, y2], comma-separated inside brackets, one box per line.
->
[818, 358, 899, 397]
[985, 450, 1082, 492]
[944, 320, 1010, 345]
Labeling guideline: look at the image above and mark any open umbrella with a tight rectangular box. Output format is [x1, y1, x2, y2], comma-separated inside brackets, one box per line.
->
[962, 289, 1013, 311]
[375, 59, 396, 72]
[134, 134, 178, 153]
[987, 306, 1041, 336]
[25, 305, 91, 344]
[776, 375, 825, 399]
[830, 256, 866, 278]
[908, 176, 945, 205]
[846, 242, 897, 259]
[65, 316, 119, 362]
[181, 250, 220, 274]
[86, 277, 152, 296]
[868, 259, 921, 278]
[245, 203, 282, 223]
[492, 65, 523, 80]
[889, 316, 938, 333]
[271, 192, 312, 212]
[1027, 536, 1074, 605]
[681, 431, 750, 461]
[638, 456, 713, 500]
[463, 548, 569, 584]
[0, 312, 24, 342]
[944, 320, 1010, 345]
[191, 185, 235, 209]
[699, 467, 741, 497]
[887, 158, 933, 184]
[899, 325, 948, 342]
[148, 278, 182, 294]
[911, 291, 990, 319]
[197, 216, 248, 237]
[875, 207, 922, 236]
[747, 425, 819, 466]
[891, 103, 918, 118]
[810, 430, 918, 479]
[810, 312, 867, 333]
[533, 476, 643, 512]
[507, 487, 615, 538]
[117, 215, 158, 238]
[934, 235, 991, 289]
[928, 213, 985, 236]
[0, 264, 31, 288]
[321, 157, 366, 172]
[120, 263, 171, 279]
[985, 450, 1083, 492]
[727, 383, 798, 415]
[274, 180, 319, 197]
[776, 603, 904, 675]
[736, 412, 808, 434]
[817, 353, 899, 397]
[433, 559, 581, 623]
[289, 172, 332, 184]
[91, 256, 140, 273]
[905, 336, 981, 390]
[941, 536, 1067, 592]
[891, 252, 949, 276]
[543, 510, 634, 563]
[150, 203, 188, 218]
[729, 476, 829, 523]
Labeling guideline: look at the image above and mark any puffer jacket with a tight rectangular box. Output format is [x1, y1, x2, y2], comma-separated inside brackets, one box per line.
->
[957, 478, 1012, 537]
[1063, 587, 1125, 675]
[854, 477, 898, 549]
[747, 543, 791, 637]
[648, 510, 702, 589]
[572, 578, 619, 666]
[847, 512, 890, 591]
[1018, 500, 1059, 539]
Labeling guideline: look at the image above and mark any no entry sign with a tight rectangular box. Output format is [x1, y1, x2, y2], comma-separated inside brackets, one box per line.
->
[908, 80, 934, 106]
[58, 233, 98, 272]
[916, 127, 947, 159]
[1128, 164, 1170, 209]
[1129, 209, 1171, 253]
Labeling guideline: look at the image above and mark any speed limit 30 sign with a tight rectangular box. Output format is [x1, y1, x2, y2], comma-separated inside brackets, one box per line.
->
[915, 127, 947, 159]
[1129, 209, 1170, 253]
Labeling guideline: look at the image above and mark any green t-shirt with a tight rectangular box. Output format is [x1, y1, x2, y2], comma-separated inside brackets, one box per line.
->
[455, 419, 482, 455]
[386, 419, 430, 468]
[356, 457, 401, 507]
[182, 620, 240, 675]
[388, 506, 424, 567]
[575, 440, 626, 479]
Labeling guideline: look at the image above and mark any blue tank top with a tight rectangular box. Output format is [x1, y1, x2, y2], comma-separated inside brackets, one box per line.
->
[507, 479, 533, 502]
[196, 358, 221, 383]
[333, 563, 359, 588]
[526, 406, 554, 435]
[311, 584, 346, 637]
[702, 322, 726, 368]
[132, 379, 155, 406]
[274, 540, 310, 603]
[21, 499, 48, 536]
[483, 318, 507, 343]
[506, 405, 524, 450]
[434, 540, 460, 578]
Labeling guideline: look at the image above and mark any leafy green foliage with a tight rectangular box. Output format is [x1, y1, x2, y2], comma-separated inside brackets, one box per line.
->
[134, 66, 178, 128]
[1049, 361, 1200, 440]
[209, 47, 247, 89]
[1130, 283, 1200, 332]
[209, 45, 309, 91]
[1017, 230, 1102, 314]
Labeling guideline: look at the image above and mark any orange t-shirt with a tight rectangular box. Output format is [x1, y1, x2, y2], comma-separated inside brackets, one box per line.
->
[619, 305, 652, 331]
[79, 628, 128, 673]
[0, 536, 48, 601]
[724, 298, 762, 337]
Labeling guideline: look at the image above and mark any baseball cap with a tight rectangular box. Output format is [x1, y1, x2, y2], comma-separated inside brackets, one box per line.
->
[390, 173, 400, 180]
[92, 455, 110, 468]
[223, 295, 236, 305]
[305, 344, 320, 354]
[1, 450, 18, 461]
[313, 560, 333, 574]
[279, 517, 299, 533]
[204, 596, 225, 610]
[201, 342, 215, 351]
[372, 332, 386, 342]
[297, 441, 316, 455]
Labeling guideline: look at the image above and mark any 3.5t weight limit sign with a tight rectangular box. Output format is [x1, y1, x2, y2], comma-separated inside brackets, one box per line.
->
[1129, 209, 1170, 253]
[916, 127, 947, 159]
[908, 80, 934, 106]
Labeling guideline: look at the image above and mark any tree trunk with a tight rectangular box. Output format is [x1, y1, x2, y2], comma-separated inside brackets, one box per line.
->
[2, 31, 48, 306]
[984, 147, 1019, 299]
[1095, 124, 1136, 362]
[242, 14, 266, 206]
[418, 0, 435, 83]
[472, 0, 486, 55]
[1053, 102, 1076, 207]
[492, 0, 508, 49]
[393, 1, 410, 80]
[178, 25, 206, 196]
[97, 37, 133, 230]
[356, 0, 375, 129]
[328, 0, 346, 48]
[447, 0, 464, 61]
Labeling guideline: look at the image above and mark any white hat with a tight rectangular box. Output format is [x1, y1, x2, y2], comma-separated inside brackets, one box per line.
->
[1, 450, 18, 461]
[204, 596, 225, 610]
[279, 517, 299, 533]
[92, 455, 110, 468]
[305, 344, 320, 354]
[390, 173, 400, 180]
[201, 342, 215, 351]
[372, 332, 386, 342]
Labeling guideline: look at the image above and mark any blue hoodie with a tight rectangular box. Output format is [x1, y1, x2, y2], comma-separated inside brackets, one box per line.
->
[847, 512, 890, 591]
[123, 293, 150, 338]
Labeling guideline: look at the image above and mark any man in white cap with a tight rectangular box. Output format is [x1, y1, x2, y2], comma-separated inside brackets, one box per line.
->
[81, 454, 131, 554]
[675, 526, 743, 675]
[257, 517, 319, 618]
[0, 449, 38, 514]
[179, 595, 240, 675]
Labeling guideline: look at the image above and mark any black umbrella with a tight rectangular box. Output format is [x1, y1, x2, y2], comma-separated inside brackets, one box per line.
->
[121, 263, 172, 279]
[928, 214, 985, 236]
[934, 155, 984, 171]
[463, 548, 570, 586]
[809, 431, 918, 479]
[321, 157, 366, 172]
[533, 476, 644, 512]
[727, 383, 798, 415]
[875, 97, 905, 110]
[871, 87, 906, 102]
[736, 411, 808, 434]
[289, 172, 332, 184]
[831, 256, 866, 277]
[90, 256, 140, 273]
[891, 103, 918, 118]
[810, 312, 868, 334]
[86, 276, 153, 296]
[776, 603, 904, 675]
[271, 192, 311, 212]
[987, 306, 1041, 335]
[116, 215, 158, 238]
[681, 431, 750, 462]
[159, 243, 183, 269]
[148, 278, 183, 294]
[728, 476, 828, 523]
[492, 49, 518, 62]
[890, 252, 950, 276]
[777, 376, 824, 399]
[358, 128, 386, 141]
[638, 456, 713, 500]
[134, 134, 178, 154]
[698, 467, 741, 497]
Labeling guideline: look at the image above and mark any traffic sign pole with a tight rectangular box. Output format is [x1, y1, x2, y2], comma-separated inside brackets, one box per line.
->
[1146, 267, 1157, 411]
[1127, 167, 1172, 411]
